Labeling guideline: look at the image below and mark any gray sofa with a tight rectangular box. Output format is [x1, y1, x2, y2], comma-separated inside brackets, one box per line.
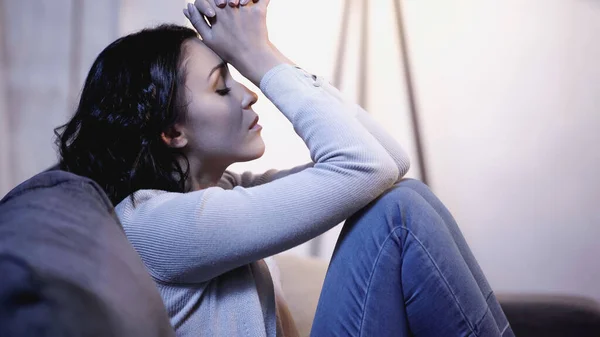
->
[1, 170, 600, 336]
[0, 171, 174, 336]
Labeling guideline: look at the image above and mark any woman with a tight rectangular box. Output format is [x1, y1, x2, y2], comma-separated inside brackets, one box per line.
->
[55, 0, 513, 336]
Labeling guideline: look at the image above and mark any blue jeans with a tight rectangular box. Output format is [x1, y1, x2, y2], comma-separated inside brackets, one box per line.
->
[311, 179, 514, 337]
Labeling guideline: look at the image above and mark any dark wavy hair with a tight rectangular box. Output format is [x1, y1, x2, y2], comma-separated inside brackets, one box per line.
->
[55, 25, 198, 205]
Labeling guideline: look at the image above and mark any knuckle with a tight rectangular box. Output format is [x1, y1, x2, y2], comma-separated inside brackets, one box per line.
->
[191, 18, 203, 27]
[250, 5, 264, 14]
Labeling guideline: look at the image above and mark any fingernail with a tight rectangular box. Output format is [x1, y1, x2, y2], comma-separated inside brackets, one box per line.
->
[217, 1, 227, 8]
[228, 1, 236, 7]
[187, 3, 193, 12]
[240, 0, 249, 5]
[207, 7, 215, 16]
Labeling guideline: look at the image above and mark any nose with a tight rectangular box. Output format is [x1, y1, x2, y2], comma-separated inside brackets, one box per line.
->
[240, 84, 258, 110]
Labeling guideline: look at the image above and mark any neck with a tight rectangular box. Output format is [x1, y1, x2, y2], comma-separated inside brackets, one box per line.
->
[183, 155, 229, 191]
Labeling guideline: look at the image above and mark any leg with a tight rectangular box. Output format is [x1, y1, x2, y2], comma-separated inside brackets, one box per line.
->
[397, 179, 511, 335]
[310, 180, 513, 337]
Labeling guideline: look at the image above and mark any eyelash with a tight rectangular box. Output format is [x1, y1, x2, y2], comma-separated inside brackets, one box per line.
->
[216, 87, 231, 96]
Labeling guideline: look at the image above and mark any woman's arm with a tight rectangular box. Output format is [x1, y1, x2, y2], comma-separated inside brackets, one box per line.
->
[221, 85, 411, 189]
[221, 81, 411, 188]
[116, 64, 400, 283]
[318, 76, 411, 182]
[222, 70, 412, 188]
[191, 1, 410, 188]
[219, 163, 314, 189]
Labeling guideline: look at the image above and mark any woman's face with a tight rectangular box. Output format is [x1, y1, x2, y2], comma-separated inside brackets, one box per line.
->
[166, 38, 265, 166]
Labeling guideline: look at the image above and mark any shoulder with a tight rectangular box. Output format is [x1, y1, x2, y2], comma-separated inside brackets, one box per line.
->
[113, 187, 229, 222]
[114, 189, 180, 220]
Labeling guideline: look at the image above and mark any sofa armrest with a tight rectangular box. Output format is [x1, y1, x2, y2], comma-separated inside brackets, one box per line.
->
[498, 294, 600, 337]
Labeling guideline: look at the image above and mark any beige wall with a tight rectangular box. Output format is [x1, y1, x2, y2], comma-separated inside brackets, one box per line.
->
[403, 0, 600, 301]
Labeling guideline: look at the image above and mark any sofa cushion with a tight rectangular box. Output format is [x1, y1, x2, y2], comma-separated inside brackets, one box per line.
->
[274, 253, 329, 337]
[0, 171, 174, 337]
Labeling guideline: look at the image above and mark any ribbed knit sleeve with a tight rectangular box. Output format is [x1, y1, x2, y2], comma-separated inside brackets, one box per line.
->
[318, 77, 411, 181]
[115, 64, 403, 283]
[220, 68, 410, 188]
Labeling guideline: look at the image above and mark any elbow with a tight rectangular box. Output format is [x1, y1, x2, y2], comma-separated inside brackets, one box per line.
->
[397, 156, 411, 180]
[385, 159, 401, 186]
[372, 155, 400, 188]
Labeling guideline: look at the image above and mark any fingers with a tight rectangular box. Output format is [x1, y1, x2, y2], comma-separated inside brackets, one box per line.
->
[213, 0, 227, 8]
[252, 0, 268, 8]
[185, 3, 210, 37]
[240, 0, 264, 5]
[193, 0, 216, 17]
[213, 0, 259, 8]
[239, 0, 265, 7]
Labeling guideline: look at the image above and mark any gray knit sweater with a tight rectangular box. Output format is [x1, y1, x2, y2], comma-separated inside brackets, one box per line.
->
[115, 64, 410, 336]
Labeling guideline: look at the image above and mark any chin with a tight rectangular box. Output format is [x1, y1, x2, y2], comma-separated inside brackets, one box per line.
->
[237, 141, 266, 162]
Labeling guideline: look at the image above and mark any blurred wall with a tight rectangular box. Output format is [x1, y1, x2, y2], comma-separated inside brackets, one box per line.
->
[403, 0, 600, 302]
[0, 1, 8, 194]
[0, 0, 120, 194]
[120, 0, 187, 35]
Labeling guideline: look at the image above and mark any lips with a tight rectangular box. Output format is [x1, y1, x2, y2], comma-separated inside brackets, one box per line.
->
[249, 116, 259, 129]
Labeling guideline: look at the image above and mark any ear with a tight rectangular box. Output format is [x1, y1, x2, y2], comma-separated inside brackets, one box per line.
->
[161, 124, 188, 149]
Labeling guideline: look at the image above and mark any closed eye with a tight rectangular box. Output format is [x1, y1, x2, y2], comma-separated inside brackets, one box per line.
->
[211, 62, 231, 96]
[216, 87, 231, 96]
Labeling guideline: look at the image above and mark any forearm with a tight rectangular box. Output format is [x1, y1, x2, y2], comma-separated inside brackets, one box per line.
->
[319, 80, 411, 180]
[354, 108, 411, 181]
[238, 54, 410, 181]
[235, 45, 295, 87]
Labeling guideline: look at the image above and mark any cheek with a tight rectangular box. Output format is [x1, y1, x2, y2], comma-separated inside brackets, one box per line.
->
[186, 97, 242, 145]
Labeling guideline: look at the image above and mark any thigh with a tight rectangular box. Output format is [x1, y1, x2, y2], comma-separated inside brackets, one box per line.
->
[310, 196, 410, 337]
[311, 182, 510, 337]
[395, 179, 492, 294]
[398, 179, 512, 336]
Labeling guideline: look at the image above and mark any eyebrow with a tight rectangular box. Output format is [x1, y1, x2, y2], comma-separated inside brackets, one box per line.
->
[208, 62, 227, 80]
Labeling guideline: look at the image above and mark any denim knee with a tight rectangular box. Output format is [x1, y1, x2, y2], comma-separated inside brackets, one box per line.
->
[345, 179, 438, 240]
[395, 178, 431, 192]
[374, 179, 429, 208]
[364, 180, 445, 235]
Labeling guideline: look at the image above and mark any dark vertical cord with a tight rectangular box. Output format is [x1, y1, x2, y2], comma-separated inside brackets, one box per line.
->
[393, 0, 429, 185]
[309, 0, 353, 258]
